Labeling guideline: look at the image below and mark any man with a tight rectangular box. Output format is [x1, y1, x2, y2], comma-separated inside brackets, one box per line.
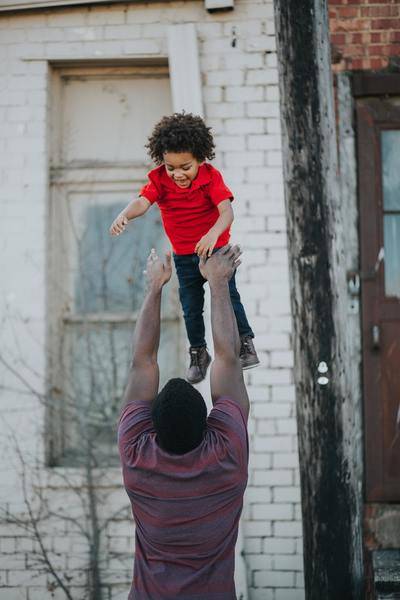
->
[118, 244, 250, 600]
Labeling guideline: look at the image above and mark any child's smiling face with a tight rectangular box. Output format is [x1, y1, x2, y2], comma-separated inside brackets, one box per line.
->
[163, 151, 203, 189]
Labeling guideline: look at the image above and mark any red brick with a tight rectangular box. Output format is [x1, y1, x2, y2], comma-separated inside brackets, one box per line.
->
[370, 57, 387, 70]
[368, 44, 388, 56]
[366, 6, 399, 18]
[331, 32, 347, 45]
[330, 19, 348, 34]
[332, 18, 369, 32]
[371, 32, 383, 44]
[391, 31, 400, 43]
[389, 44, 400, 55]
[351, 32, 363, 44]
[379, 30, 391, 44]
[371, 58, 388, 71]
[350, 58, 364, 70]
[343, 44, 364, 57]
[355, 19, 373, 31]
[336, 6, 360, 18]
[371, 18, 400, 30]
[371, 19, 385, 30]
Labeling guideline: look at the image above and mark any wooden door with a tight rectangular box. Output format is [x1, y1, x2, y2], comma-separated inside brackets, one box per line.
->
[357, 90, 400, 501]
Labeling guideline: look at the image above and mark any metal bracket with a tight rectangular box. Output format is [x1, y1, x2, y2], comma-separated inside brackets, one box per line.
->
[347, 270, 360, 297]
[346, 270, 360, 315]
[372, 324, 380, 350]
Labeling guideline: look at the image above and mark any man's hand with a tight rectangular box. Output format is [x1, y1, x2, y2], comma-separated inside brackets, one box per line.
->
[110, 214, 128, 236]
[144, 248, 172, 290]
[195, 230, 219, 258]
[199, 244, 242, 284]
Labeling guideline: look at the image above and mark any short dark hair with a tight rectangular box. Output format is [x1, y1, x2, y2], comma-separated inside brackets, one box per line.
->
[145, 112, 215, 165]
[151, 378, 207, 454]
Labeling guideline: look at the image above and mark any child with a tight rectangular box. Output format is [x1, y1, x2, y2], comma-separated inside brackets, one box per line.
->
[110, 112, 259, 384]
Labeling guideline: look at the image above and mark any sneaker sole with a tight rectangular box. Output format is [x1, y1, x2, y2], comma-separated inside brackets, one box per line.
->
[187, 377, 205, 384]
[241, 360, 260, 370]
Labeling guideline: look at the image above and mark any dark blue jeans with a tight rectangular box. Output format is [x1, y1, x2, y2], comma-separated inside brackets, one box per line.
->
[173, 251, 254, 348]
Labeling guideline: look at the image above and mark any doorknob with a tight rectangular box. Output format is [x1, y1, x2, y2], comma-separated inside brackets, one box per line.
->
[372, 324, 380, 350]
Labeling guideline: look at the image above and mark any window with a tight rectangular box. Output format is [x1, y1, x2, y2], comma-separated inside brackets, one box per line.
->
[48, 65, 183, 466]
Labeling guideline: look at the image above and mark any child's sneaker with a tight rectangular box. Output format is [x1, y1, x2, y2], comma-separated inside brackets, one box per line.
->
[240, 335, 260, 370]
[186, 346, 212, 384]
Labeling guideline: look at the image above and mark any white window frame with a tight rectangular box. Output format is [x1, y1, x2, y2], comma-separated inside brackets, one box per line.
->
[0, 0, 172, 12]
[47, 64, 182, 466]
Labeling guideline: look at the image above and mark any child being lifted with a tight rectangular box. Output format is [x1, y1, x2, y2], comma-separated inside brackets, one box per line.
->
[110, 112, 259, 384]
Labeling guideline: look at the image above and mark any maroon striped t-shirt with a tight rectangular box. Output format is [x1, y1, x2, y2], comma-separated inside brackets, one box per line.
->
[118, 396, 249, 600]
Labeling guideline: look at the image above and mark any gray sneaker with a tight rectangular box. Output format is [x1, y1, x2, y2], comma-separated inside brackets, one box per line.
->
[186, 346, 212, 384]
[240, 336, 260, 370]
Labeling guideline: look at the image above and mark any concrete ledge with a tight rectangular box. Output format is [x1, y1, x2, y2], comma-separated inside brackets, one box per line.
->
[373, 550, 400, 597]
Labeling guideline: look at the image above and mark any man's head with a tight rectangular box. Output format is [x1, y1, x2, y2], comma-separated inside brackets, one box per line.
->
[151, 378, 207, 454]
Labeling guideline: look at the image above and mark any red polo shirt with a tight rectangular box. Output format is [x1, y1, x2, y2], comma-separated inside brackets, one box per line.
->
[139, 163, 233, 255]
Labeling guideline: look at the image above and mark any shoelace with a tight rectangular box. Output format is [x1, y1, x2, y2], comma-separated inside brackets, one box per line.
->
[240, 338, 251, 354]
[189, 349, 200, 366]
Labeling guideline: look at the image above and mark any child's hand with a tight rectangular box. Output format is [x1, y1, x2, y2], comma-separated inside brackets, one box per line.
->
[195, 231, 219, 258]
[110, 214, 128, 236]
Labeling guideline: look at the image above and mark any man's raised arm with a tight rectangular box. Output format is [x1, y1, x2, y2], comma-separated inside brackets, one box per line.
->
[199, 246, 249, 417]
[122, 249, 172, 406]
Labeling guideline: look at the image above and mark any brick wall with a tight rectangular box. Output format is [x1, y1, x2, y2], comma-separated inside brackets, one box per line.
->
[329, 0, 400, 71]
[0, 2, 303, 599]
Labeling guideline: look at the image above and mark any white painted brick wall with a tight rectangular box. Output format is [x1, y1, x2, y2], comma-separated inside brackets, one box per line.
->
[0, 2, 303, 599]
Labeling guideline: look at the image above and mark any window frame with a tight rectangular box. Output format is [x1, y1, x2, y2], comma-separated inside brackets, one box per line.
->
[0, 0, 177, 13]
[46, 64, 183, 467]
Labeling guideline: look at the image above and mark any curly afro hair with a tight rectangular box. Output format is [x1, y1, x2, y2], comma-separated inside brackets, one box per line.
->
[145, 112, 215, 165]
[151, 378, 207, 455]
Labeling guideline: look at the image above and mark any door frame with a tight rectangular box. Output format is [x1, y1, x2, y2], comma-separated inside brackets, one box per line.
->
[355, 72, 400, 501]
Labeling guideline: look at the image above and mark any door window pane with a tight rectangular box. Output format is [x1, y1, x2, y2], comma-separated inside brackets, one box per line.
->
[384, 215, 400, 297]
[61, 322, 131, 466]
[60, 319, 181, 466]
[382, 130, 400, 211]
[381, 130, 400, 296]
[66, 190, 164, 313]
[61, 74, 172, 164]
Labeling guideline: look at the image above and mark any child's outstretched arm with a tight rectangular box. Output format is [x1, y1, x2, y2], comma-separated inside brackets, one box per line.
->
[109, 197, 151, 236]
[195, 199, 234, 258]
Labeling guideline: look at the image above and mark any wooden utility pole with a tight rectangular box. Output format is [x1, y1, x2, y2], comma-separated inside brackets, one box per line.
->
[273, 2, 364, 598]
